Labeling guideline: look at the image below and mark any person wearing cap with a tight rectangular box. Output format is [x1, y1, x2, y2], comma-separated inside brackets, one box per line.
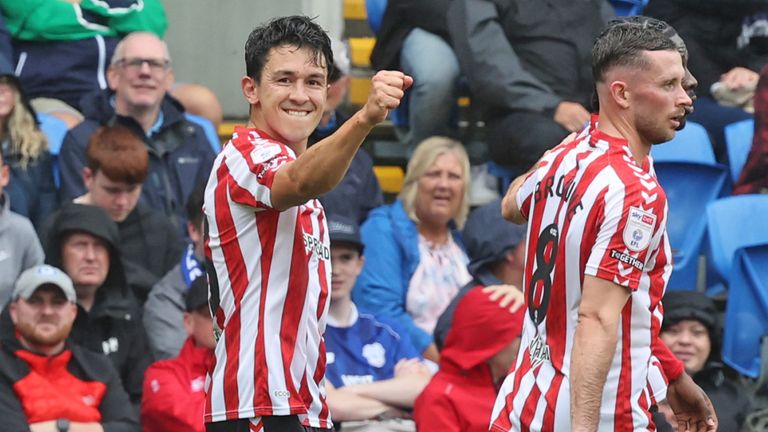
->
[309, 38, 384, 225]
[655, 291, 752, 432]
[433, 198, 526, 351]
[38, 203, 152, 408]
[0, 264, 139, 432]
[0, 144, 44, 306]
[413, 279, 525, 432]
[324, 215, 429, 431]
[141, 276, 215, 432]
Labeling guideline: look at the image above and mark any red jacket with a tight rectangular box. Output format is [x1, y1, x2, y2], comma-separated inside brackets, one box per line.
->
[414, 286, 524, 431]
[141, 337, 213, 432]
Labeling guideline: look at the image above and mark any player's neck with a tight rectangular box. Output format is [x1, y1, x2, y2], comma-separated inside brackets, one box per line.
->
[245, 119, 308, 154]
[597, 110, 650, 167]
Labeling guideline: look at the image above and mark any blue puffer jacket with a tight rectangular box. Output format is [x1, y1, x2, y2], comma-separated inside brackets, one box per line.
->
[352, 200, 465, 352]
[58, 90, 216, 234]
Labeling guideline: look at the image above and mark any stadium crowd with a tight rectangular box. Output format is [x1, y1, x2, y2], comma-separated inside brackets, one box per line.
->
[0, 0, 767, 431]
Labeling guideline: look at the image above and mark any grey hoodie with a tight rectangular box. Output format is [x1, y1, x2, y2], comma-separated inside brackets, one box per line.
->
[0, 192, 43, 305]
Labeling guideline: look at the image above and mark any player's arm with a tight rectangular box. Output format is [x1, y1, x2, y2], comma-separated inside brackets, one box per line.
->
[270, 71, 413, 210]
[342, 359, 431, 408]
[570, 275, 631, 432]
[501, 171, 530, 224]
[501, 133, 575, 223]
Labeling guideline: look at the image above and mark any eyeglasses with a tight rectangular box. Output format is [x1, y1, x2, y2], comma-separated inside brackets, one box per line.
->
[113, 57, 171, 73]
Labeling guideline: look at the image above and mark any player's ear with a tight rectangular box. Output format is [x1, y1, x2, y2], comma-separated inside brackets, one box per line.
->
[241, 76, 259, 105]
[610, 81, 630, 109]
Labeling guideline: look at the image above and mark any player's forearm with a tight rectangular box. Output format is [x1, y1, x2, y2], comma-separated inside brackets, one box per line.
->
[344, 375, 431, 408]
[570, 315, 619, 432]
[288, 110, 375, 197]
[501, 172, 528, 224]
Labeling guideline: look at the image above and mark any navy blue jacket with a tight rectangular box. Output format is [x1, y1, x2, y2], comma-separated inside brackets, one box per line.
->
[2, 145, 58, 230]
[13, 36, 119, 110]
[58, 90, 216, 232]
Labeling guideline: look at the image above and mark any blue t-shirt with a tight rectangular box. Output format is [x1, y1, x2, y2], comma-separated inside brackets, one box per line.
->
[325, 304, 421, 388]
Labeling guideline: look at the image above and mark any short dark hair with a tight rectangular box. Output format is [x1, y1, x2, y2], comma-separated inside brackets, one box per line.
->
[592, 22, 678, 83]
[244, 15, 333, 82]
[86, 125, 148, 184]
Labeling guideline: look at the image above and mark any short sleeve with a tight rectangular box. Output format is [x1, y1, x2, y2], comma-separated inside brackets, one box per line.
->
[223, 132, 295, 210]
[585, 179, 666, 290]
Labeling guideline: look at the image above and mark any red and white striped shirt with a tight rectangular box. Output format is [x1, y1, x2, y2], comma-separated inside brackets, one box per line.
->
[203, 127, 332, 429]
[491, 117, 672, 431]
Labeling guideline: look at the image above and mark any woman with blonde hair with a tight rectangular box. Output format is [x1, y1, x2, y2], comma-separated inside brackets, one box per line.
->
[0, 73, 57, 228]
[353, 136, 471, 362]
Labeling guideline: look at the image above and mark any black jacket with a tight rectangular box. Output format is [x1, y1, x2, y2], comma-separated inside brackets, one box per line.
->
[117, 204, 183, 304]
[0, 330, 139, 432]
[447, 0, 613, 117]
[42, 203, 153, 405]
[58, 90, 216, 234]
[645, 0, 768, 97]
[370, 0, 453, 71]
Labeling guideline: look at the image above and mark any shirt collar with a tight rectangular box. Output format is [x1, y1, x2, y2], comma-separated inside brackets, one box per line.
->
[327, 302, 359, 328]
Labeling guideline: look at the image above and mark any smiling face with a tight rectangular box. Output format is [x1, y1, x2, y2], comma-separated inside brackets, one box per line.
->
[414, 151, 465, 228]
[660, 319, 711, 375]
[10, 285, 77, 351]
[242, 45, 328, 151]
[108, 33, 174, 113]
[628, 50, 693, 145]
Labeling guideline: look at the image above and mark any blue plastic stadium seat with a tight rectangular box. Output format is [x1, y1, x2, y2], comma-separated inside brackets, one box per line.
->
[655, 161, 728, 291]
[724, 119, 755, 183]
[487, 161, 520, 194]
[706, 195, 768, 286]
[721, 244, 768, 378]
[37, 112, 69, 188]
[365, 0, 387, 35]
[609, 0, 649, 16]
[184, 113, 221, 153]
[651, 121, 716, 165]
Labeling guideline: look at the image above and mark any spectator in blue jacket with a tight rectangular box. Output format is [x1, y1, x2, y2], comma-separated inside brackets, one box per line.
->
[58, 32, 216, 235]
[353, 136, 471, 363]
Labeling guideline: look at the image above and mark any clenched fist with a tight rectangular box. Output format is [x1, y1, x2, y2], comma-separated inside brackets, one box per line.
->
[359, 71, 414, 127]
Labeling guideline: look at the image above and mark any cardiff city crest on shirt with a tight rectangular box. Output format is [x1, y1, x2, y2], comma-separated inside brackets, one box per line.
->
[623, 206, 656, 252]
[362, 342, 386, 368]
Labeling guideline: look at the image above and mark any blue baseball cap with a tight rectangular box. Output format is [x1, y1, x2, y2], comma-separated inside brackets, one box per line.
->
[463, 199, 527, 276]
[327, 215, 364, 252]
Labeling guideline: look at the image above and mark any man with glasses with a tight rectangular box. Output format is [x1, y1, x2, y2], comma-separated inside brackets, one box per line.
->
[58, 31, 217, 235]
